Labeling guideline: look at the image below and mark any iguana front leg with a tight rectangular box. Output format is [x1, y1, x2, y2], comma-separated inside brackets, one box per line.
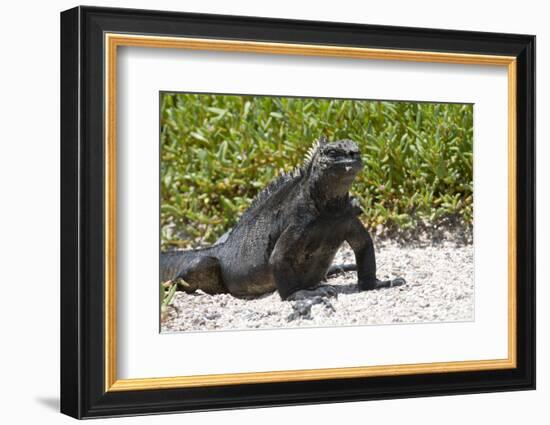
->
[345, 217, 405, 290]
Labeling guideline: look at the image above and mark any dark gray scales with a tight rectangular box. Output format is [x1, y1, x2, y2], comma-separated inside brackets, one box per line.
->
[160, 137, 405, 317]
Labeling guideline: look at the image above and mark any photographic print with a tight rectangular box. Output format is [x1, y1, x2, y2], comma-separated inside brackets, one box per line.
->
[159, 93, 474, 332]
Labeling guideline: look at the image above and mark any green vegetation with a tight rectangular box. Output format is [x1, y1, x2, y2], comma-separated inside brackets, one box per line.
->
[160, 93, 473, 249]
[160, 280, 177, 317]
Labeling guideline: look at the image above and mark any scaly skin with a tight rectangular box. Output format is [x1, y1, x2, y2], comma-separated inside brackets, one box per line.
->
[160, 137, 405, 308]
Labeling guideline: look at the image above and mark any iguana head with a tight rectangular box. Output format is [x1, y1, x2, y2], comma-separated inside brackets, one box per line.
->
[302, 137, 363, 204]
[308, 137, 363, 181]
[320, 138, 362, 175]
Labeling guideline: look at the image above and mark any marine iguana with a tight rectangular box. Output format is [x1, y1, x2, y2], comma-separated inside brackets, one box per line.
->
[161, 137, 405, 314]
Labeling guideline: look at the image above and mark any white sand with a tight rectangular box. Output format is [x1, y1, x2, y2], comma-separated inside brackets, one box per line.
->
[161, 237, 474, 333]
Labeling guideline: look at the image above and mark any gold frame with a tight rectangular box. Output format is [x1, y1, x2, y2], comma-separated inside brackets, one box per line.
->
[104, 33, 517, 392]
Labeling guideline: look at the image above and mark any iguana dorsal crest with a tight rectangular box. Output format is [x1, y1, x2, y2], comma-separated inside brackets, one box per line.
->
[303, 136, 327, 170]
[245, 136, 328, 212]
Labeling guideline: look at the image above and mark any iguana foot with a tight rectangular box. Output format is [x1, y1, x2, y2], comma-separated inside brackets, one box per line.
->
[286, 285, 337, 321]
[359, 277, 406, 291]
[305, 283, 338, 299]
[287, 296, 336, 321]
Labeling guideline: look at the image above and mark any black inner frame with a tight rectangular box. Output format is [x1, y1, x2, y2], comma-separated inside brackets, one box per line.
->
[60, 6, 535, 419]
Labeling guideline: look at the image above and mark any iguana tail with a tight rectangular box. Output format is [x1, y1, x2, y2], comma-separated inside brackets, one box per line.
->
[160, 247, 227, 295]
[160, 250, 194, 283]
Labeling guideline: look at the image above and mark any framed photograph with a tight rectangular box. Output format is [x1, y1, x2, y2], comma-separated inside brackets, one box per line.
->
[60, 6, 535, 419]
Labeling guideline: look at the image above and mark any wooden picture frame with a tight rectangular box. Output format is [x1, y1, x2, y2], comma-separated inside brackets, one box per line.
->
[60, 5, 535, 419]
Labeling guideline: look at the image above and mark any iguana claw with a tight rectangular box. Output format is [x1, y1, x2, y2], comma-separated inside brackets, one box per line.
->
[359, 277, 406, 291]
